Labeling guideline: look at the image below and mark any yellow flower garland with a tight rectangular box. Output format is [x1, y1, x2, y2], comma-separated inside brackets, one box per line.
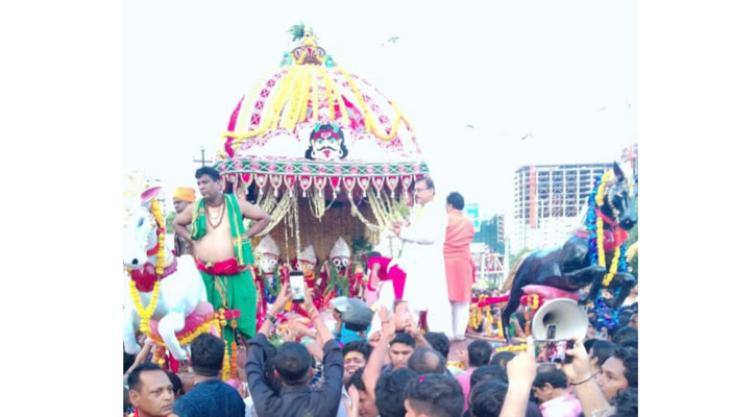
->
[595, 171, 621, 287]
[140, 319, 217, 350]
[222, 342, 231, 381]
[224, 64, 406, 151]
[129, 279, 161, 335]
[496, 344, 528, 353]
[149, 199, 166, 275]
[529, 294, 540, 310]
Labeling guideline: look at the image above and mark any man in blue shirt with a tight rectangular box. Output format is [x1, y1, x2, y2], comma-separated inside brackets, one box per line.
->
[173, 334, 246, 417]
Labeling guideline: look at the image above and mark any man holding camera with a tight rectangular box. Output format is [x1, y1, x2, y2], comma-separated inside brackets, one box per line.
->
[245, 283, 345, 417]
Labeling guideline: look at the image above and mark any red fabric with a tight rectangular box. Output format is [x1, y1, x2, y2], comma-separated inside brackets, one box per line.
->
[474, 294, 511, 307]
[597, 211, 629, 249]
[349, 271, 363, 297]
[145, 227, 166, 256]
[195, 258, 246, 276]
[367, 257, 389, 280]
[444, 210, 476, 302]
[388, 264, 407, 300]
[472, 285, 579, 307]
[129, 258, 178, 292]
[166, 352, 179, 373]
[575, 227, 628, 253]
[366, 256, 407, 300]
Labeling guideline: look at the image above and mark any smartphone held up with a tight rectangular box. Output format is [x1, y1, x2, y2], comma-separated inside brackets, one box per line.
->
[289, 271, 305, 303]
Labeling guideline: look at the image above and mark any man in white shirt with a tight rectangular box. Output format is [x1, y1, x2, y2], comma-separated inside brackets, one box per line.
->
[392, 177, 454, 338]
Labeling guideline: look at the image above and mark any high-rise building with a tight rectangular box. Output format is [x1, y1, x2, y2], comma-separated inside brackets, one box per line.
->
[509, 163, 614, 255]
[474, 214, 505, 254]
[496, 214, 505, 245]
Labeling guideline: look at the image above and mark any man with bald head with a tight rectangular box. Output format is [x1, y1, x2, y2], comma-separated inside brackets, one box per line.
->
[407, 347, 447, 375]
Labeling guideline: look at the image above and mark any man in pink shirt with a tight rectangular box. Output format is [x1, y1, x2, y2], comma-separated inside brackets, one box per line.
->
[455, 340, 493, 412]
[532, 366, 583, 417]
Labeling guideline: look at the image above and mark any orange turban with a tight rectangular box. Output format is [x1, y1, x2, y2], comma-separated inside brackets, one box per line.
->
[173, 187, 196, 203]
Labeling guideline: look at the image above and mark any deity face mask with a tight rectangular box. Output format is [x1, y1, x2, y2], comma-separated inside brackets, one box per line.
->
[331, 256, 350, 272]
[299, 260, 315, 274]
[305, 122, 348, 161]
[259, 255, 279, 275]
[298, 245, 317, 274]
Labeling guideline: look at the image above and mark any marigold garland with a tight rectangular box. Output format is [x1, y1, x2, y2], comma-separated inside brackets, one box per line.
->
[529, 294, 540, 310]
[222, 344, 231, 381]
[496, 344, 528, 353]
[143, 319, 216, 348]
[231, 341, 238, 380]
[468, 305, 483, 330]
[149, 199, 166, 275]
[593, 171, 623, 288]
[130, 279, 161, 334]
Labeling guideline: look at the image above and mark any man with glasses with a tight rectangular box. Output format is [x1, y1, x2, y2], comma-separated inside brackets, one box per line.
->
[391, 177, 454, 338]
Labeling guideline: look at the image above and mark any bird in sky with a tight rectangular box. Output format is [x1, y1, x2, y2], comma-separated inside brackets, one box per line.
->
[381, 36, 400, 47]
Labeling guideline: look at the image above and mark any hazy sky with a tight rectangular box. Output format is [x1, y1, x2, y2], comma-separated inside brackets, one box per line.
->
[124, 0, 635, 218]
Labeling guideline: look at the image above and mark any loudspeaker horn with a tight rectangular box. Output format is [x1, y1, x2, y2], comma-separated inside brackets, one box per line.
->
[531, 298, 589, 340]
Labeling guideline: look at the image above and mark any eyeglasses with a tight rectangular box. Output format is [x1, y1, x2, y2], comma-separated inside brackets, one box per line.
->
[414, 187, 429, 192]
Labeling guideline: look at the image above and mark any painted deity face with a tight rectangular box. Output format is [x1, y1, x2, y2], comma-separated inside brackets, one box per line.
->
[305, 123, 348, 161]
[331, 256, 350, 272]
[258, 254, 279, 275]
[299, 260, 315, 274]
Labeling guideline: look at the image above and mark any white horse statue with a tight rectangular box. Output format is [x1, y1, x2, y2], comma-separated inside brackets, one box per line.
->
[123, 186, 207, 360]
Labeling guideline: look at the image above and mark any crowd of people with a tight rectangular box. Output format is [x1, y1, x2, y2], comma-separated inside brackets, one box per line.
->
[124, 167, 638, 417]
[124, 281, 638, 417]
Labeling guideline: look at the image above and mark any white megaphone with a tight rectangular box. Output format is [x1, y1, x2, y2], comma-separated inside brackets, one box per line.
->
[531, 298, 589, 341]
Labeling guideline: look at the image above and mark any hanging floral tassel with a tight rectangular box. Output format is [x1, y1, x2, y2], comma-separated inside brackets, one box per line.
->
[231, 341, 238, 380]
[149, 199, 166, 275]
[523, 308, 532, 337]
[222, 342, 231, 381]
[230, 318, 239, 380]
[153, 345, 166, 368]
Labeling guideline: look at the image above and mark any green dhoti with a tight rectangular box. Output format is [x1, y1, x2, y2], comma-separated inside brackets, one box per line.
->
[192, 193, 259, 345]
[198, 266, 257, 343]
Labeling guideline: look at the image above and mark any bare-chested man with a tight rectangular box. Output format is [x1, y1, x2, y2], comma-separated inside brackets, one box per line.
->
[172, 186, 196, 257]
[173, 167, 271, 343]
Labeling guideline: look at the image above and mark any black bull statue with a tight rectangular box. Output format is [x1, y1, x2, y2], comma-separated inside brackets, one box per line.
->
[500, 163, 637, 340]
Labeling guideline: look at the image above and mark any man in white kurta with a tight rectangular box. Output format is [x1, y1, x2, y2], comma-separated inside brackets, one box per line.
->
[392, 177, 454, 338]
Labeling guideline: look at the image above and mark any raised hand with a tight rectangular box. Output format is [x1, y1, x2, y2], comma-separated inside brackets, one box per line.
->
[271, 282, 292, 314]
[347, 384, 361, 417]
[379, 306, 395, 340]
[562, 338, 593, 383]
[506, 337, 537, 388]
[303, 288, 319, 318]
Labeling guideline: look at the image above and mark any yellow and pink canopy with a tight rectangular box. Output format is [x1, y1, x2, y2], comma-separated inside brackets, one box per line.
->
[215, 27, 428, 203]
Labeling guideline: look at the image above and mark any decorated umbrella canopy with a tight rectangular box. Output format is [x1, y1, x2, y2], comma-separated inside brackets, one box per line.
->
[213, 25, 428, 260]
